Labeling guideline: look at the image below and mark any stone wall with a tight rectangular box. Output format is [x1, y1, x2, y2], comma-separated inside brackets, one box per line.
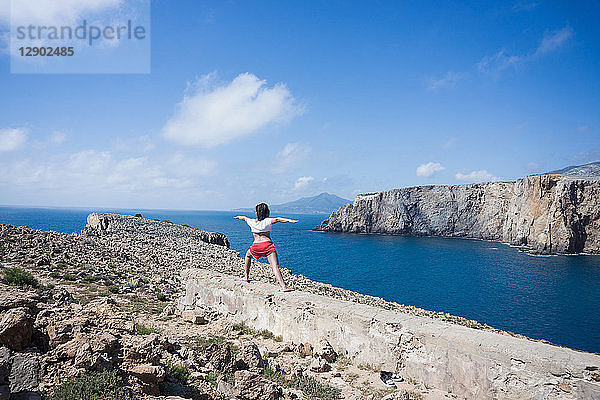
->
[181, 268, 600, 399]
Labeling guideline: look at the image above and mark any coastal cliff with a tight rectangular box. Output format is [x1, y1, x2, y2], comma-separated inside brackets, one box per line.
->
[315, 174, 600, 254]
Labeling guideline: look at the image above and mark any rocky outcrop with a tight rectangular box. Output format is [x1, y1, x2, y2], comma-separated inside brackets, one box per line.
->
[83, 213, 230, 248]
[315, 174, 600, 254]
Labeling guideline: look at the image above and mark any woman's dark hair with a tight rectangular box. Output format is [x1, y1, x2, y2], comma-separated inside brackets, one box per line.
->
[255, 203, 270, 221]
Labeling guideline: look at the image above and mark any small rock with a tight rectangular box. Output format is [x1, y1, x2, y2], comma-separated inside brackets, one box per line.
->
[130, 364, 166, 385]
[297, 343, 312, 357]
[309, 358, 331, 373]
[557, 381, 571, 393]
[314, 340, 337, 363]
[181, 310, 208, 325]
[233, 370, 282, 400]
[217, 376, 234, 397]
[0, 308, 34, 351]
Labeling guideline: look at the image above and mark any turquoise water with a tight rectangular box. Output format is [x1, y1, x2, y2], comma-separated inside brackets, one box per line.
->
[1, 206, 599, 353]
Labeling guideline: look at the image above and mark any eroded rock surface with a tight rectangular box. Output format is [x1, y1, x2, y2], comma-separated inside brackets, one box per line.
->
[316, 174, 600, 254]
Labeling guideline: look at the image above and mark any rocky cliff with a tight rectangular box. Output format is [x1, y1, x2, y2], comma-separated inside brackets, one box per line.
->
[315, 174, 600, 254]
[84, 213, 230, 248]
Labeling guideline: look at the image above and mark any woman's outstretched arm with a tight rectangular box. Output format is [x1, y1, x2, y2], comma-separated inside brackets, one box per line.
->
[234, 215, 249, 221]
[272, 217, 299, 224]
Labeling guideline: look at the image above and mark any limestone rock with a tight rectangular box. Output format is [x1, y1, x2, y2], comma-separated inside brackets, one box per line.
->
[0, 385, 8, 400]
[233, 370, 281, 400]
[181, 310, 208, 325]
[315, 175, 600, 254]
[0, 287, 39, 313]
[0, 308, 34, 351]
[124, 333, 162, 364]
[309, 357, 330, 373]
[314, 340, 337, 363]
[297, 343, 312, 357]
[0, 347, 10, 384]
[235, 341, 264, 372]
[9, 353, 39, 393]
[206, 343, 235, 373]
[129, 364, 166, 385]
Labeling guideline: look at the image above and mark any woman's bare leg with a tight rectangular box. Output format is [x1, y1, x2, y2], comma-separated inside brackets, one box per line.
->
[244, 250, 252, 282]
[267, 252, 293, 291]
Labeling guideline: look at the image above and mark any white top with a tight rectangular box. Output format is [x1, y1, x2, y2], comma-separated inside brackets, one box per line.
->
[246, 217, 274, 233]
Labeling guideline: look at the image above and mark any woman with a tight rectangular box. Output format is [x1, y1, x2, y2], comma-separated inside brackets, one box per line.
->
[234, 203, 298, 292]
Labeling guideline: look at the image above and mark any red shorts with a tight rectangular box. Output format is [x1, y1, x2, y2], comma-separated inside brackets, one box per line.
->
[249, 241, 276, 260]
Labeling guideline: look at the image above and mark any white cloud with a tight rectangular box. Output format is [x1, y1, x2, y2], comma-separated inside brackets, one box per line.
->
[534, 27, 573, 56]
[477, 49, 522, 74]
[511, 1, 539, 12]
[0, 0, 123, 25]
[0, 128, 27, 151]
[478, 26, 573, 76]
[294, 176, 314, 190]
[455, 169, 500, 183]
[427, 71, 467, 91]
[50, 131, 67, 144]
[162, 73, 303, 147]
[416, 162, 445, 177]
[274, 142, 310, 172]
[0, 149, 213, 193]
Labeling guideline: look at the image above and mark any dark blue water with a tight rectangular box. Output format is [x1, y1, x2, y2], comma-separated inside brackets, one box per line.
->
[1, 206, 599, 353]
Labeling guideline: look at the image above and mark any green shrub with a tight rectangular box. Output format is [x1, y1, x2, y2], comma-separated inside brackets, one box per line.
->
[108, 285, 119, 293]
[83, 275, 98, 283]
[49, 272, 61, 279]
[168, 363, 190, 383]
[152, 218, 160, 221]
[156, 293, 167, 301]
[3, 267, 38, 287]
[62, 273, 77, 281]
[161, 219, 173, 224]
[134, 213, 143, 218]
[44, 370, 132, 400]
[181, 224, 191, 228]
[56, 262, 68, 269]
[134, 323, 158, 335]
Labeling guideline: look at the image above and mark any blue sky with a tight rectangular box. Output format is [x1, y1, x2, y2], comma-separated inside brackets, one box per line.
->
[0, 1, 599, 209]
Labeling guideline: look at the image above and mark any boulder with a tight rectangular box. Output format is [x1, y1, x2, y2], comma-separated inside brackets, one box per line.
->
[129, 364, 166, 385]
[0, 385, 8, 400]
[235, 341, 264, 372]
[0, 287, 39, 313]
[0, 308, 34, 351]
[9, 353, 39, 393]
[205, 343, 235, 373]
[233, 370, 281, 400]
[0, 347, 10, 384]
[123, 333, 162, 364]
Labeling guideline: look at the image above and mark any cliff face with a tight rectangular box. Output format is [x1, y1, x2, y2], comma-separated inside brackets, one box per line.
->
[315, 175, 600, 254]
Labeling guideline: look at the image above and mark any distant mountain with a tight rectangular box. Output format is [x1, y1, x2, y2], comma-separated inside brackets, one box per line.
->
[235, 193, 351, 215]
[546, 161, 600, 177]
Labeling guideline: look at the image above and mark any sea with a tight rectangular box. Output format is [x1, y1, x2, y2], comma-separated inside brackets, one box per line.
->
[1, 206, 599, 353]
